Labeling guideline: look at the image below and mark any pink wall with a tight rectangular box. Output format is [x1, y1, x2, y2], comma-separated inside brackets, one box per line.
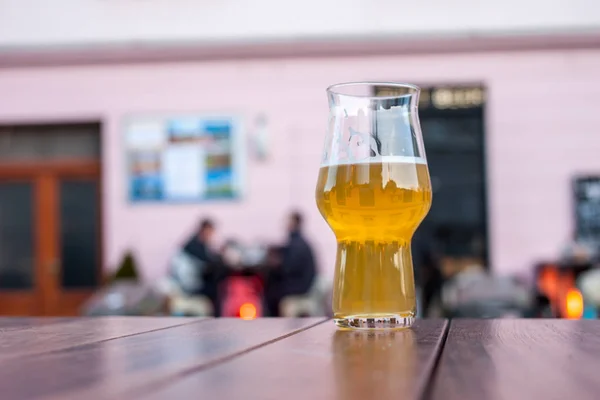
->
[1, 49, 600, 280]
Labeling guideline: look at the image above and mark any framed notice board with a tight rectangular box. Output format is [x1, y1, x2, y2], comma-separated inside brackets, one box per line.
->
[574, 176, 600, 242]
[124, 114, 244, 203]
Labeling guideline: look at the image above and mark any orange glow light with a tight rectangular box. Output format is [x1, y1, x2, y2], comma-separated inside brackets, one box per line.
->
[239, 303, 257, 320]
[565, 288, 584, 320]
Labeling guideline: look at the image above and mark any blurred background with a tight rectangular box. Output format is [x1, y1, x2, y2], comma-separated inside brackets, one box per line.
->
[1, 0, 600, 320]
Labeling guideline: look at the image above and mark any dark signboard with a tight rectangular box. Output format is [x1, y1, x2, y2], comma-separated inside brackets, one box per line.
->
[374, 85, 486, 110]
[574, 176, 600, 241]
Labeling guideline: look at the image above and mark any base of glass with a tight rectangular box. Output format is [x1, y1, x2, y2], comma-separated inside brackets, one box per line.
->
[334, 313, 415, 330]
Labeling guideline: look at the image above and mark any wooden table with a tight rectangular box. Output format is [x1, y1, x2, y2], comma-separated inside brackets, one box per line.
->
[0, 318, 598, 400]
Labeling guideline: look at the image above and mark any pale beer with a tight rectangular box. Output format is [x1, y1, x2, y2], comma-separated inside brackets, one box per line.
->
[315, 157, 432, 326]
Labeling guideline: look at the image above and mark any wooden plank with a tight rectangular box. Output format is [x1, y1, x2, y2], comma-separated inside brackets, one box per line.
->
[138, 319, 448, 400]
[0, 317, 200, 358]
[431, 319, 600, 400]
[0, 318, 324, 400]
[0, 317, 71, 331]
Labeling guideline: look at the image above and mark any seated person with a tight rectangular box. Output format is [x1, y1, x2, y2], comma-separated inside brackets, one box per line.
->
[180, 218, 226, 316]
[265, 212, 317, 316]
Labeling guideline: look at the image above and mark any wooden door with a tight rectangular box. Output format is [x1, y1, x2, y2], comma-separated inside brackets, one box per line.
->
[0, 123, 101, 316]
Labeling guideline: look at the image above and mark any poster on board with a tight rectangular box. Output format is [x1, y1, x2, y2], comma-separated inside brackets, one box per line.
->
[124, 115, 243, 203]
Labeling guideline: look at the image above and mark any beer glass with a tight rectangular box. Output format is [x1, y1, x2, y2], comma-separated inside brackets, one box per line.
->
[315, 82, 432, 329]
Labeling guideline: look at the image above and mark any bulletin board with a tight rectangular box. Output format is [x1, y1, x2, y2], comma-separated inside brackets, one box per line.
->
[124, 115, 244, 203]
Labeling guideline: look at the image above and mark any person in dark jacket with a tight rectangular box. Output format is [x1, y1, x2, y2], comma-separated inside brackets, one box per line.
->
[265, 212, 317, 316]
[181, 218, 224, 316]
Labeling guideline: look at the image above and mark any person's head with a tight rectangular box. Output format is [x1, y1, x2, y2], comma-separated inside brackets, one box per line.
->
[197, 218, 215, 243]
[288, 211, 303, 234]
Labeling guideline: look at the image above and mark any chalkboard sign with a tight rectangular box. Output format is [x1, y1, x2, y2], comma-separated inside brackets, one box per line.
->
[574, 176, 600, 241]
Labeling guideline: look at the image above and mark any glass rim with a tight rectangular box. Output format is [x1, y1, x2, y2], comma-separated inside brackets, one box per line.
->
[326, 81, 420, 99]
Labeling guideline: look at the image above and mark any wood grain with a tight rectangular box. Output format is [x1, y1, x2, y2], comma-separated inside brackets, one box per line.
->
[140, 319, 448, 400]
[0, 317, 199, 358]
[0, 317, 71, 331]
[431, 319, 600, 400]
[0, 317, 323, 399]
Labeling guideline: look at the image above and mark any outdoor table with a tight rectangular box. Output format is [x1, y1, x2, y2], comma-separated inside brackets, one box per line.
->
[0, 317, 596, 399]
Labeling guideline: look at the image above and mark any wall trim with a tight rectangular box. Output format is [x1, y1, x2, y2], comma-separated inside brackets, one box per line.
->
[1, 32, 600, 68]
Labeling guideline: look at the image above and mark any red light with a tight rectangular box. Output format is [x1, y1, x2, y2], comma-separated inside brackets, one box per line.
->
[239, 303, 257, 320]
[538, 268, 559, 300]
